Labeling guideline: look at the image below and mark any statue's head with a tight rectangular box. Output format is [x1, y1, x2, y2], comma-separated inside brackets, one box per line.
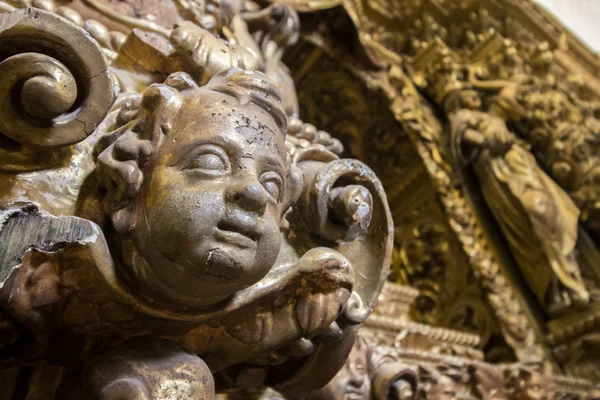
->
[430, 374, 457, 400]
[419, 366, 457, 400]
[508, 367, 549, 400]
[443, 89, 482, 114]
[311, 337, 372, 400]
[94, 69, 303, 307]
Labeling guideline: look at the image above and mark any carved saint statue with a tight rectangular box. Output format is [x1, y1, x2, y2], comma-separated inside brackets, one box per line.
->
[444, 87, 590, 316]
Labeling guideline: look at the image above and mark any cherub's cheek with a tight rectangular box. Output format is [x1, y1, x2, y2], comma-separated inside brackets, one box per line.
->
[263, 211, 282, 233]
[257, 217, 281, 253]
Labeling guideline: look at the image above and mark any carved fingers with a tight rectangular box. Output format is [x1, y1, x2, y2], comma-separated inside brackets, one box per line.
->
[227, 311, 274, 344]
[171, 21, 258, 84]
[296, 288, 350, 338]
[462, 128, 486, 147]
[487, 124, 515, 155]
[291, 250, 353, 340]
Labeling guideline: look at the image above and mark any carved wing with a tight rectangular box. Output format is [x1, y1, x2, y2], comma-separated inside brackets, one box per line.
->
[0, 206, 144, 365]
[265, 126, 394, 397]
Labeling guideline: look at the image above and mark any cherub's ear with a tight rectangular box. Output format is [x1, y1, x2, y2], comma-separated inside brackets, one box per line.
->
[96, 131, 152, 233]
[95, 82, 183, 233]
[282, 163, 304, 212]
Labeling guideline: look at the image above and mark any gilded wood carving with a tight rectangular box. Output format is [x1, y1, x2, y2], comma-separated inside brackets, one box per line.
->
[0, 1, 393, 398]
[1, 0, 600, 398]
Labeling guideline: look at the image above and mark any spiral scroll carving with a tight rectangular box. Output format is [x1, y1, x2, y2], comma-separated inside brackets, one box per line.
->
[292, 157, 393, 326]
[305, 159, 378, 242]
[0, 8, 113, 148]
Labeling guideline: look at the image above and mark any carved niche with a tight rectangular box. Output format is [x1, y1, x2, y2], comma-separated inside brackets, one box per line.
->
[284, 32, 513, 361]
[277, 0, 600, 395]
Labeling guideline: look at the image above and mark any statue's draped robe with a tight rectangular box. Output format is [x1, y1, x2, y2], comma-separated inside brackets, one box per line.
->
[450, 109, 587, 309]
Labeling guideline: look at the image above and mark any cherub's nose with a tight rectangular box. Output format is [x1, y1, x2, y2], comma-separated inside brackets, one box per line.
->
[228, 177, 268, 214]
[347, 371, 364, 389]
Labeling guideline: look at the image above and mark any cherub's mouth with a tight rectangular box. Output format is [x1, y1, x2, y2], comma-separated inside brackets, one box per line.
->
[214, 228, 256, 248]
[215, 220, 258, 248]
[344, 392, 365, 400]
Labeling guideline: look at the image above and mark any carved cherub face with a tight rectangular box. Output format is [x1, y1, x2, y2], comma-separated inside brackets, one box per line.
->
[443, 89, 481, 114]
[96, 70, 303, 307]
[340, 342, 371, 400]
[459, 89, 482, 110]
[430, 375, 457, 400]
[144, 94, 290, 300]
[514, 372, 547, 400]
[312, 339, 371, 400]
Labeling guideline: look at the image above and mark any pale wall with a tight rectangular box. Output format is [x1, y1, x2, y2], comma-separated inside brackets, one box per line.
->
[534, 0, 600, 53]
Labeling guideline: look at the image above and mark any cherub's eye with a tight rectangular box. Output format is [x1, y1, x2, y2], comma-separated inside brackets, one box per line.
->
[196, 153, 227, 170]
[260, 171, 283, 202]
[179, 145, 231, 176]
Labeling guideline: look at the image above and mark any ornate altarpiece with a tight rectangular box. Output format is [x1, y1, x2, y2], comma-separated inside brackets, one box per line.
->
[0, 0, 600, 398]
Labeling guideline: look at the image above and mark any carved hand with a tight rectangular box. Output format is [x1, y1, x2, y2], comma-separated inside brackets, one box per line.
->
[170, 21, 258, 83]
[462, 128, 485, 147]
[296, 289, 350, 339]
[241, 3, 300, 47]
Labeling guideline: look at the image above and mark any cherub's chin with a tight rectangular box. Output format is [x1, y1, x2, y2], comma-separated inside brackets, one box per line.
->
[344, 393, 366, 400]
[192, 247, 247, 281]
